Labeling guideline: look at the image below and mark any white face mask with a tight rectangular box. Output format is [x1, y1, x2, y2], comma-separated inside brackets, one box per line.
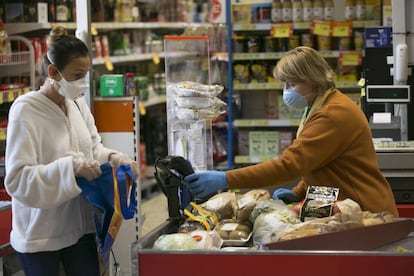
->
[57, 72, 89, 100]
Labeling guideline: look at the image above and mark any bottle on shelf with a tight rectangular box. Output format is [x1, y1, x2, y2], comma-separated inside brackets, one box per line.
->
[271, 0, 282, 24]
[302, 0, 313, 22]
[55, 0, 73, 22]
[324, 0, 334, 21]
[312, 0, 324, 20]
[281, 0, 292, 23]
[291, 0, 303, 23]
[125, 72, 137, 96]
[356, 0, 366, 21]
[345, 0, 356, 21]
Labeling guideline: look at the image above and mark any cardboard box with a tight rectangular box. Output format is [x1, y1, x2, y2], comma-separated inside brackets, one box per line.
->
[249, 131, 264, 157]
[279, 131, 295, 154]
[264, 131, 279, 156]
[232, 3, 251, 24]
[237, 129, 250, 155]
[37, 3, 48, 23]
[5, 3, 23, 22]
[100, 74, 124, 97]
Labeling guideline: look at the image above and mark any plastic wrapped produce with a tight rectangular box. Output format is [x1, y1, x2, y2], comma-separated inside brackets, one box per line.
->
[200, 192, 236, 220]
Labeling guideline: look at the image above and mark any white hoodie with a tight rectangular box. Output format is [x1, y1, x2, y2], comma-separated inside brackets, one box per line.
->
[5, 91, 116, 253]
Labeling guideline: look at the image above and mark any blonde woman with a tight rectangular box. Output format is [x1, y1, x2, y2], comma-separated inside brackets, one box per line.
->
[185, 46, 398, 217]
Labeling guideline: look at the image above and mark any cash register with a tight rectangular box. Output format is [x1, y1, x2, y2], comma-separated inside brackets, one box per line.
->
[366, 84, 414, 203]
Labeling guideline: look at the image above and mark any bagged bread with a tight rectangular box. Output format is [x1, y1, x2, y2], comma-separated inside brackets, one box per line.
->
[200, 192, 236, 220]
[234, 189, 270, 222]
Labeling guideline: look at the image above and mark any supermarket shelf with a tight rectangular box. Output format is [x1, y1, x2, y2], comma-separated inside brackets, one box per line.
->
[4, 22, 212, 35]
[233, 119, 300, 127]
[232, 50, 362, 61]
[233, 81, 359, 90]
[234, 155, 277, 164]
[0, 87, 30, 104]
[232, 20, 380, 32]
[143, 95, 166, 107]
[233, 82, 282, 90]
[92, 51, 196, 65]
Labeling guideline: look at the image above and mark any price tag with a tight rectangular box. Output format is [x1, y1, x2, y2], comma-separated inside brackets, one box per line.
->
[332, 22, 352, 37]
[339, 51, 362, 66]
[90, 26, 98, 36]
[7, 91, 15, 102]
[0, 92, 3, 105]
[312, 20, 332, 36]
[270, 23, 293, 38]
[104, 56, 113, 71]
[152, 52, 160, 64]
[0, 128, 6, 141]
[139, 102, 146, 116]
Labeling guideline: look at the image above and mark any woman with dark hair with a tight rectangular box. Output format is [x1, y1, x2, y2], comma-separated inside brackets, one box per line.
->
[5, 26, 138, 275]
[185, 46, 398, 217]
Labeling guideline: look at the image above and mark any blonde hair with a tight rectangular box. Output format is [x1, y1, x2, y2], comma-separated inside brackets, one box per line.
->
[273, 46, 335, 94]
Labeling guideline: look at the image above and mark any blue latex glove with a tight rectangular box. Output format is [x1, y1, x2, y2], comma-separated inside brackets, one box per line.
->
[184, 171, 227, 199]
[272, 188, 298, 204]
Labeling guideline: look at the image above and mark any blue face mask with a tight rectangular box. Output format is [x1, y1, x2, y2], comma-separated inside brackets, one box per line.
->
[283, 88, 309, 109]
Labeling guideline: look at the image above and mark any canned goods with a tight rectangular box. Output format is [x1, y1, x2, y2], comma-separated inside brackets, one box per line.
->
[233, 36, 246, 53]
[247, 36, 261, 53]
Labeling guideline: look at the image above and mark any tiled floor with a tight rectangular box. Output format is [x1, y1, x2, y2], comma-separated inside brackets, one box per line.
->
[140, 191, 168, 236]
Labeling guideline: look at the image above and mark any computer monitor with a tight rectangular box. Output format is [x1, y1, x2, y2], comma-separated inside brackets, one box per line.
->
[366, 85, 411, 103]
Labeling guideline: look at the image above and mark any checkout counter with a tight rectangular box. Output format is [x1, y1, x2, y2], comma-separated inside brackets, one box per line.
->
[375, 141, 414, 217]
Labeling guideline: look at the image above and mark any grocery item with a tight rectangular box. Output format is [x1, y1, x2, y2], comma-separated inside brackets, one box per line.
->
[234, 189, 270, 222]
[124, 72, 137, 96]
[200, 192, 236, 220]
[299, 186, 340, 222]
[292, 0, 302, 22]
[0, 20, 12, 64]
[215, 219, 252, 245]
[281, 0, 292, 22]
[271, 0, 282, 23]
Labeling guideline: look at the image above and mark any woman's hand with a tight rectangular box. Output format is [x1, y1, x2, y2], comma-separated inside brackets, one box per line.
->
[109, 153, 139, 178]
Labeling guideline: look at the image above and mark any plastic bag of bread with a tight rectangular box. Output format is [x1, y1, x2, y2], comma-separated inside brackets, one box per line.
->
[250, 199, 300, 224]
[153, 230, 222, 250]
[277, 199, 365, 241]
[251, 200, 300, 244]
[362, 211, 395, 226]
[200, 192, 236, 220]
[234, 189, 270, 222]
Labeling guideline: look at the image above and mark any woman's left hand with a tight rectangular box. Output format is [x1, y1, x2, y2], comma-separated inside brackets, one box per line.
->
[110, 153, 139, 179]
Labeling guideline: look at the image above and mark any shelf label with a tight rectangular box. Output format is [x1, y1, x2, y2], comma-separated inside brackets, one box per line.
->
[270, 23, 293, 38]
[139, 102, 146, 116]
[332, 22, 352, 37]
[339, 51, 362, 66]
[152, 52, 160, 64]
[7, 91, 15, 102]
[0, 128, 6, 140]
[90, 26, 98, 36]
[312, 20, 332, 36]
[104, 56, 114, 71]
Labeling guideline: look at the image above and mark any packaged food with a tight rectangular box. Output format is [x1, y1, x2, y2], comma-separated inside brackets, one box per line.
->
[200, 192, 236, 220]
[215, 219, 252, 246]
[233, 63, 250, 83]
[234, 189, 270, 222]
[172, 81, 224, 97]
[299, 185, 340, 222]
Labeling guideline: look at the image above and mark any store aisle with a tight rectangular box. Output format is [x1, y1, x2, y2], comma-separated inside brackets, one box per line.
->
[140, 191, 168, 236]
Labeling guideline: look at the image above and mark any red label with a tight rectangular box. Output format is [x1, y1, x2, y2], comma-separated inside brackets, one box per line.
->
[212, 0, 222, 20]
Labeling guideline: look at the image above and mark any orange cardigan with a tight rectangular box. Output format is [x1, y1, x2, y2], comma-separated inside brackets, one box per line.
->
[226, 90, 398, 216]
